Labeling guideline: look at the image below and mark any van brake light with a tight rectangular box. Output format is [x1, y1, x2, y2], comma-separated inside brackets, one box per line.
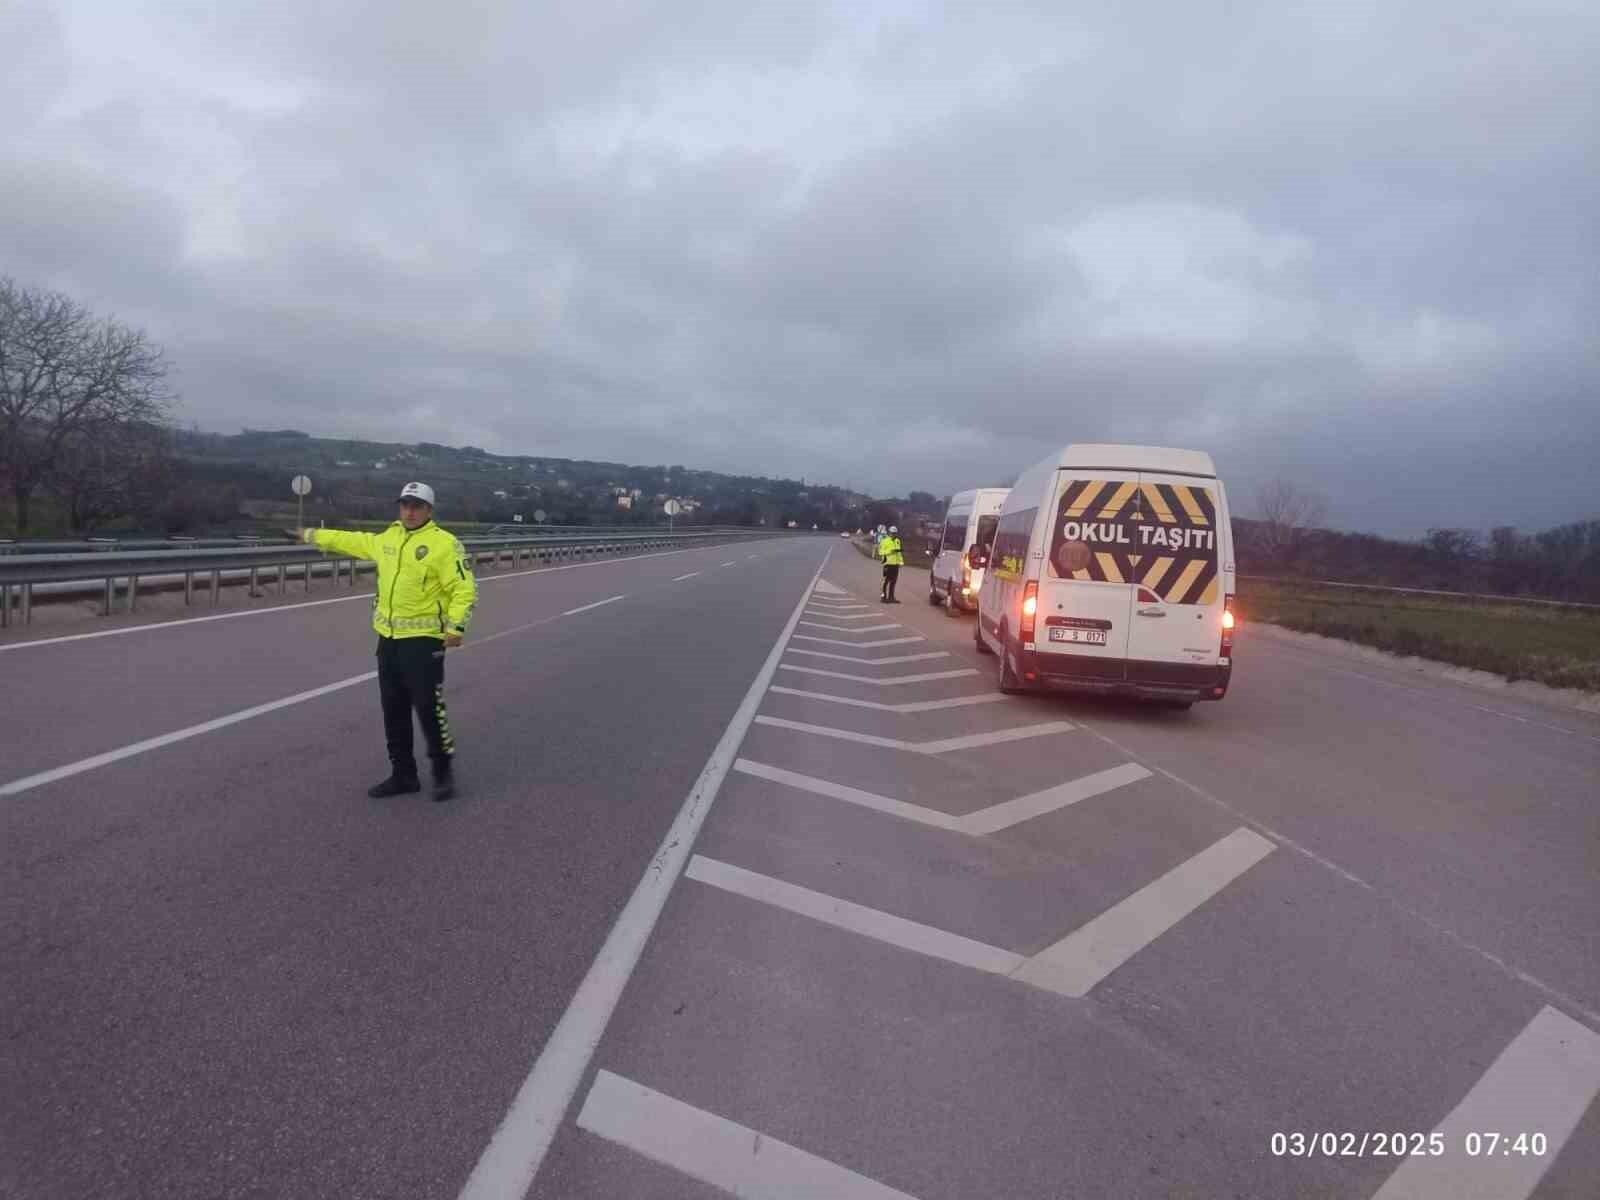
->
[1221, 594, 1235, 655]
[1021, 581, 1039, 644]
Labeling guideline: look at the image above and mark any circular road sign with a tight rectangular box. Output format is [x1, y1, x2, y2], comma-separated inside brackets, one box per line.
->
[664, 499, 683, 516]
[291, 474, 313, 496]
[533, 509, 548, 523]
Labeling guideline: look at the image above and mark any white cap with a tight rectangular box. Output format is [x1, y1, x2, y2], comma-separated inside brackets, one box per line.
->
[398, 481, 435, 506]
[888, 525, 898, 533]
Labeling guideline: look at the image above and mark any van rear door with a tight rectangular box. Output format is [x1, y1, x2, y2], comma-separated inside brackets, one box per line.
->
[1034, 470, 1139, 672]
[1123, 472, 1224, 683]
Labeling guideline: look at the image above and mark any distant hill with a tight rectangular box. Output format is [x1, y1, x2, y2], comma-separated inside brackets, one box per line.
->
[171, 428, 885, 531]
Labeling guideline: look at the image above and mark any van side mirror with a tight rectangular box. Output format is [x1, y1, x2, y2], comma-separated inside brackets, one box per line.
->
[968, 550, 989, 568]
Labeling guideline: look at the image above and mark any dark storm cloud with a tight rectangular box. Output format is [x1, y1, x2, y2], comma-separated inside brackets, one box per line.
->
[3, 0, 1596, 534]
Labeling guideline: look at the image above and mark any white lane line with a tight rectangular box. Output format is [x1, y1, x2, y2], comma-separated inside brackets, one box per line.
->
[1369, 1006, 1600, 1200]
[812, 580, 848, 595]
[1072, 717, 1600, 1027]
[672, 572, 701, 581]
[797, 621, 902, 633]
[961, 763, 1154, 835]
[766, 686, 1007, 713]
[0, 542, 747, 654]
[686, 856, 1025, 975]
[733, 758, 966, 832]
[734, 758, 1148, 834]
[802, 610, 879, 621]
[0, 672, 378, 798]
[561, 594, 625, 617]
[778, 665, 980, 685]
[753, 715, 1072, 754]
[790, 635, 925, 649]
[721, 561, 737, 567]
[577, 1070, 920, 1200]
[1013, 828, 1276, 997]
[785, 649, 948, 665]
[455, 550, 830, 1200]
[688, 843, 1280, 1001]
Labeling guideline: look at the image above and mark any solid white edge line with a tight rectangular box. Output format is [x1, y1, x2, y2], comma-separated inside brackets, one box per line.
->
[454, 547, 830, 1200]
[776, 665, 981, 685]
[0, 672, 378, 798]
[577, 1070, 921, 1199]
[561, 594, 625, 617]
[672, 572, 701, 581]
[1369, 1005, 1600, 1200]
[0, 540, 769, 655]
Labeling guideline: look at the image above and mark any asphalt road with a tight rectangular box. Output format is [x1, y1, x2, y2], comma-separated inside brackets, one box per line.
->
[3, 538, 1598, 1199]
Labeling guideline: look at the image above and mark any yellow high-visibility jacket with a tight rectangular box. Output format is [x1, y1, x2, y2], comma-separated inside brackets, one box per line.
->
[881, 536, 905, 566]
[303, 521, 477, 640]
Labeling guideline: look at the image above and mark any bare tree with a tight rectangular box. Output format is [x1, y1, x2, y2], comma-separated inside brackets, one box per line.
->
[1254, 478, 1329, 565]
[0, 277, 174, 533]
[51, 418, 176, 533]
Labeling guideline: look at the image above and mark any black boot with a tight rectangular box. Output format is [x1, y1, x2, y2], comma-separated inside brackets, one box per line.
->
[431, 759, 456, 803]
[368, 773, 421, 798]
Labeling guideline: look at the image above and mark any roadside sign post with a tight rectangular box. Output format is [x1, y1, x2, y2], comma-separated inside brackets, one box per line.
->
[291, 474, 313, 532]
[664, 498, 682, 534]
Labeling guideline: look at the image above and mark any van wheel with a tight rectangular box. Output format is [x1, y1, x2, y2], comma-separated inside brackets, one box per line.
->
[945, 582, 962, 617]
[997, 633, 1026, 694]
[973, 622, 994, 655]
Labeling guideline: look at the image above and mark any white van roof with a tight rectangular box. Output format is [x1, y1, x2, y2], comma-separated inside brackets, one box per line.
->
[946, 486, 1010, 509]
[1054, 444, 1217, 479]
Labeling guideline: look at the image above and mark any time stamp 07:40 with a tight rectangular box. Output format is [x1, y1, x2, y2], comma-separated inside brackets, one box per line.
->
[1270, 1131, 1549, 1158]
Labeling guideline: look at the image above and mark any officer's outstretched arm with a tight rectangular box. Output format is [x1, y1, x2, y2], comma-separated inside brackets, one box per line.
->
[302, 528, 379, 560]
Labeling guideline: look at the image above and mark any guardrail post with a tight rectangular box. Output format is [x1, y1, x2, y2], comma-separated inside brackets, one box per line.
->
[210, 569, 221, 606]
[278, 564, 286, 595]
[1, 582, 9, 628]
[22, 581, 32, 625]
[249, 566, 260, 598]
[103, 577, 114, 616]
[185, 570, 194, 606]
[130, 575, 139, 612]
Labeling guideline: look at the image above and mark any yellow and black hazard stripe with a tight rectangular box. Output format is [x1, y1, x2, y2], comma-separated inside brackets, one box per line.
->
[1051, 478, 1220, 605]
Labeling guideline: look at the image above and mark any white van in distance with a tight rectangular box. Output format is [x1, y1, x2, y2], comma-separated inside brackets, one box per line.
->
[974, 444, 1235, 707]
[929, 487, 1009, 613]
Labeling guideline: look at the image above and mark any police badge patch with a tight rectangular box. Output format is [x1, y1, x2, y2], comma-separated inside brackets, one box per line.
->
[415, 545, 429, 560]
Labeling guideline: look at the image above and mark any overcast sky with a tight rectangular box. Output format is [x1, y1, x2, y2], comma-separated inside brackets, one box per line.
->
[4, 1, 1596, 535]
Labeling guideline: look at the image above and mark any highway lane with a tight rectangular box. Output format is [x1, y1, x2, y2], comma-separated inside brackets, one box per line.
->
[0, 536, 781, 784]
[6, 541, 1598, 1199]
[535, 553, 1600, 1199]
[1, 537, 827, 1200]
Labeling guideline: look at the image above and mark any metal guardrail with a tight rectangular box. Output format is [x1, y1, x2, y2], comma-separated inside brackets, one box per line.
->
[0, 530, 773, 627]
[0, 525, 761, 555]
[1237, 574, 1600, 611]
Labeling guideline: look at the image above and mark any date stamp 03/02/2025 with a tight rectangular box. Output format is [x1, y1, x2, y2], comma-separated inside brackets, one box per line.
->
[1269, 1131, 1550, 1159]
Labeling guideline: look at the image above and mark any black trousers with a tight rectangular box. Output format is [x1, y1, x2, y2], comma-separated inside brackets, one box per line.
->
[881, 564, 900, 599]
[376, 636, 454, 779]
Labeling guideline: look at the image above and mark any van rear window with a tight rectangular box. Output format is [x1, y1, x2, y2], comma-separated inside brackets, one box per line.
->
[973, 515, 998, 553]
[1047, 477, 1220, 604]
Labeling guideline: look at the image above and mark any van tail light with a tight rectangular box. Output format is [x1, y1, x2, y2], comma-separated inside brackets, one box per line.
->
[1221, 594, 1235, 656]
[1021, 581, 1039, 644]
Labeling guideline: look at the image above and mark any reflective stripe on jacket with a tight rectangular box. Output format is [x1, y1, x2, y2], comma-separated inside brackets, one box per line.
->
[881, 536, 905, 566]
[305, 521, 477, 640]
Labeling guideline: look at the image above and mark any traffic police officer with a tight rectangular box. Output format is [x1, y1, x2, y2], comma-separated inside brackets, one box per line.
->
[880, 525, 905, 603]
[296, 481, 477, 801]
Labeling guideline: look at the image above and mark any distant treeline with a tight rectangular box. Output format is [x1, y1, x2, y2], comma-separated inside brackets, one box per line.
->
[1233, 517, 1600, 604]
